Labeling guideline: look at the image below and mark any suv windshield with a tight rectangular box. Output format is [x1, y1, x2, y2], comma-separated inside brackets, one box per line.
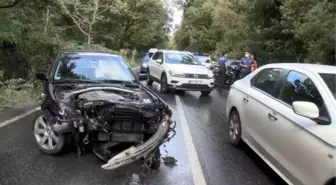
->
[319, 73, 336, 100]
[165, 52, 202, 65]
[54, 54, 136, 83]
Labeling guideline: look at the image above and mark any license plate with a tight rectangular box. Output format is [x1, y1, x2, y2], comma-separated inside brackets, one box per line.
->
[189, 80, 202, 84]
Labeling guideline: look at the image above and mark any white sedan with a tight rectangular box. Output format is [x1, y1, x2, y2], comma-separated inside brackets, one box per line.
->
[226, 63, 336, 185]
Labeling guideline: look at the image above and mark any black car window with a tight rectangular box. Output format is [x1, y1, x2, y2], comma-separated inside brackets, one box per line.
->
[278, 71, 328, 117]
[251, 68, 283, 97]
[152, 52, 160, 60]
[157, 52, 163, 60]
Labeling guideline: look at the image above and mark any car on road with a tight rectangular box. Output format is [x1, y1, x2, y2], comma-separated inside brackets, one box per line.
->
[146, 50, 215, 95]
[34, 51, 174, 170]
[226, 63, 336, 185]
[193, 52, 213, 69]
[140, 48, 158, 73]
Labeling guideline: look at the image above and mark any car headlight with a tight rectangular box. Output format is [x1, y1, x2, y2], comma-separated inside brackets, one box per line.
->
[169, 71, 185, 77]
[208, 72, 214, 79]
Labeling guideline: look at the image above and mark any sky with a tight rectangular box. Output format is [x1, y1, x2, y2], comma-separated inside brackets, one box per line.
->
[163, 0, 183, 34]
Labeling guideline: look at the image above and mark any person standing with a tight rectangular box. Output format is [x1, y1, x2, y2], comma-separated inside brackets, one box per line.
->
[217, 53, 229, 88]
[239, 50, 254, 78]
[141, 53, 150, 63]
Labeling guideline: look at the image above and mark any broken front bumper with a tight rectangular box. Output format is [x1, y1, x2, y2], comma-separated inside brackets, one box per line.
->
[101, 115, 173, 170]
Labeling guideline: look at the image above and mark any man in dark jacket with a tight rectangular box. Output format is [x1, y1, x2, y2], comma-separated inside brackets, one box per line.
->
[217, 53, 229, 88]
[240, 50, 254, 78]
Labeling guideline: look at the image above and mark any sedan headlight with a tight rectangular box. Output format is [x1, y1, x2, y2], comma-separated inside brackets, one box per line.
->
[169, 71, 185, 78]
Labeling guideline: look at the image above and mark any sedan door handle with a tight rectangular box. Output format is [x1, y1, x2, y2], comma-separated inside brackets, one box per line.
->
[243, 96, 249, 103]
[268, 113, 278, 121]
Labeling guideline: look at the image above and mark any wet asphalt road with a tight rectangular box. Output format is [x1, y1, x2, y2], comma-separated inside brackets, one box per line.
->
[0, 69, 287, 185]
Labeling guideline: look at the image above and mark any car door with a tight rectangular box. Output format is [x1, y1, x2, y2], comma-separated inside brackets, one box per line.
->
[240, 68, 287, 158]
[150, 51, 163, 79]
[269, 70, 336, 185]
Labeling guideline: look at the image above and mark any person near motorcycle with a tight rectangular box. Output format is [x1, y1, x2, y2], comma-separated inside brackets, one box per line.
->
[217, 53, 229, 87]
[239, 50, 254, 78]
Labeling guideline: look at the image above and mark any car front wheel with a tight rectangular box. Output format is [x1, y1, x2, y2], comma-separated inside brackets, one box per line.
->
[228, 110, 242, 147]
[160, 74, 169, 93]
[146, 70, 153, 86]
[33, 114, 67, 155]
[200, 90, 211, 96]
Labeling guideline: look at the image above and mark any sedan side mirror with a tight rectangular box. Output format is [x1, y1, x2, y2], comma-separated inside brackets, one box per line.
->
[36, 72, 47, 81]
[155, 59, 163, 64]
[292, 101, 319, 119]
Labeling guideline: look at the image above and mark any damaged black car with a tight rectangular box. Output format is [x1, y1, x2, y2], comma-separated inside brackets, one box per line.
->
[34, 51, 175, 170]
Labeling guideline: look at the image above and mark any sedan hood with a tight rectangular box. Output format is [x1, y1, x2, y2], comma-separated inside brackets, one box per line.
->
[165, 64, 211, 74]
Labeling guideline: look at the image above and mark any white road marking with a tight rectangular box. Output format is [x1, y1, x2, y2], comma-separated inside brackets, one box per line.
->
[0, 107, 41, 128]
[174, 94, 207, 185]
[0, 66, 140, 129]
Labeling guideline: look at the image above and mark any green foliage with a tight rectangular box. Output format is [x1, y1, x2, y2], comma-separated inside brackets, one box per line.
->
[175, 0, 335, 65]
[0, 0, 172, 109]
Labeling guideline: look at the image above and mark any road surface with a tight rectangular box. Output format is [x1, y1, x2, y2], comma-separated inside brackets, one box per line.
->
[0, 69, 287, 185]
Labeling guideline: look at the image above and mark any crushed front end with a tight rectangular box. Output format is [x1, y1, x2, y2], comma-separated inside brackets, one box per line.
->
[42, 84, 174, 170]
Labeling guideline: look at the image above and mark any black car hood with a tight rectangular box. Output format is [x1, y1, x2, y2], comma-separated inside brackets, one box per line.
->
[53, 84, 157, 105]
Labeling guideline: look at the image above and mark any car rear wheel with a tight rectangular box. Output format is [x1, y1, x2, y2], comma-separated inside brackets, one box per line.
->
[160, 74, 169, 93]
[33, 114, 66, 155]
[228, 110, 242, 147]
[146, 70, 153, 86]
[200, 90, 211, 96]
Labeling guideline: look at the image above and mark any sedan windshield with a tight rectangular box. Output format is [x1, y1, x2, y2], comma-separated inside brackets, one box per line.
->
[165, 52, 202, 65]
[319, 73, 336, 100]
[54, 54, 136, 83]
[195, 56, 210, 63]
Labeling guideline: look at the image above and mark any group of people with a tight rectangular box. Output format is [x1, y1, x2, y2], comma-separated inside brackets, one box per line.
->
[216, 50, 258, 88]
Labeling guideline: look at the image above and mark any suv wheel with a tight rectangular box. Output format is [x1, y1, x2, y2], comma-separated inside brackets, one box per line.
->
[201, 90, 211, 96]
[160, 74, 169, 93]
[228, 110, 242, 147]
[146, 70, 153, 86]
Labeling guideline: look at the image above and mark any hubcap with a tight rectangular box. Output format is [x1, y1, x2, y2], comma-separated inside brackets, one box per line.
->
[229, 115, 239, 140]
[34, 115, 60, 150]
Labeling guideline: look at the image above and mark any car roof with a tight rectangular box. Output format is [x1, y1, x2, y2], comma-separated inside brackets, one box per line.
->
[158, 49, 193, 54]
[264, 63, 336, 74]
[61, 51, 120, 57]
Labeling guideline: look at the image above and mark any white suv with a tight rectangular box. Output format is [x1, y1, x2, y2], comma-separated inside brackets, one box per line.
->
[146, 50, 215, 95]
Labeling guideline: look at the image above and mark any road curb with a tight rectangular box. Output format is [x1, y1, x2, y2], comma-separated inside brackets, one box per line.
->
[0, 66, 140, 129]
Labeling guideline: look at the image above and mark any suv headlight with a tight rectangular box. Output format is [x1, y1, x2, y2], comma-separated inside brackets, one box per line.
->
[208, 73, 214, 79]
[169, 71, 185, 77]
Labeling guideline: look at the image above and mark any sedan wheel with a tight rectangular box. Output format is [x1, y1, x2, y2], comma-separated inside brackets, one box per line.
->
[228, 110, 242, 147]
[33, 114, 66, 155]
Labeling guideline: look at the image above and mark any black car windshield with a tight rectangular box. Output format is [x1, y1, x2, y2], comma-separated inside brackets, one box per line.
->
[195, 56, 210, 63]
[227, 60, 241, 66]
[54, 53, 136, 83]
[319, 73, 336, 100]
[165, 52, 202, 65]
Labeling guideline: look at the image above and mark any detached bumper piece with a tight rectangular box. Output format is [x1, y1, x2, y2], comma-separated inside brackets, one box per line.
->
[101, 117, 172, 170]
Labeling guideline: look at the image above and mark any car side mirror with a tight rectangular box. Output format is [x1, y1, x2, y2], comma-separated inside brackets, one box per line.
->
[155, 59, 163, 64]
[292, 101, 319, 119]
[36, 72, 47, 81]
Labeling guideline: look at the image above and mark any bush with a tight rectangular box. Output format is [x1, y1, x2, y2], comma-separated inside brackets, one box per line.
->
[0, 70, 40, 110]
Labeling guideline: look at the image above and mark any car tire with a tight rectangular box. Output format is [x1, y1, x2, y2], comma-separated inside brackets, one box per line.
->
[228, 110, 242, 147]
[146, 70, 153, 86]
[160, 74, 169, 93]
[200, 90, 211, 96]
[32, 114, 67, 155]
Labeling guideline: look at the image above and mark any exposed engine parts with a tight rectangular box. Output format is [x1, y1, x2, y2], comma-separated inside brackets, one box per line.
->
[39, 85, 174, 170]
